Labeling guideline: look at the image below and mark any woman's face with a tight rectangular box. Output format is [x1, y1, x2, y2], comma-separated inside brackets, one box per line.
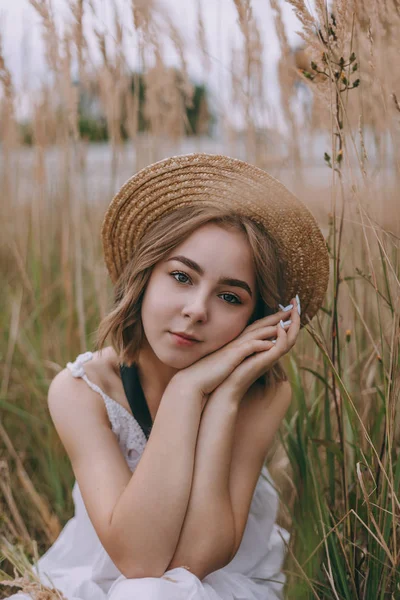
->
[140, 223, 258, 369]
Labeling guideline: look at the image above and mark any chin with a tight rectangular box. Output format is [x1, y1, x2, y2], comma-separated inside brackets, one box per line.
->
[149, 343, 197, 369]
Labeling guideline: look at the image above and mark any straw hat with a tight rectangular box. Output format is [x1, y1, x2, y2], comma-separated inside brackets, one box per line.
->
[101, 153, 329, 326]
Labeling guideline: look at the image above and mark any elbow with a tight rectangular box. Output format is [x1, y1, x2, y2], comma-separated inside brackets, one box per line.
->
[107, 512, 169, 579]
[110, 546, 168, 579]
[109, 541, 169, 580]
[118, 563, 166, 580]
[166, 530, 235, 581]
[111, 550, 167, 579]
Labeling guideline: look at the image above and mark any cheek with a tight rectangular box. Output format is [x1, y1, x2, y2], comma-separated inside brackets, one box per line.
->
[207, 318, 248, 351]
[141, 279, 174, 320]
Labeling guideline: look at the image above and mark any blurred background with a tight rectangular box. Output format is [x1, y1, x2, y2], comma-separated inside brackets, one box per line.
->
[0, 0, 399, 598]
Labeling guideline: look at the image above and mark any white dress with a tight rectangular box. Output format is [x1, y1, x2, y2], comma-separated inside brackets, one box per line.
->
[6, 352, 290, 600]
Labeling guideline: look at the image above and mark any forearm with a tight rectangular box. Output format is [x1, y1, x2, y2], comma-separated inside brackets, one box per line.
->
[110, 379, 204, 578]
[166, 390, 239, 574]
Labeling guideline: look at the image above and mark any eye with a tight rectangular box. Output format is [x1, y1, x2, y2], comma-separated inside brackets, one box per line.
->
[171, 271, 190, 284]
[169, 271, 242, 305]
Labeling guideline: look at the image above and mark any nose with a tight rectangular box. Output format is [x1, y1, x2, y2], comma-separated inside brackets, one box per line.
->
[182, 295, 208, 323]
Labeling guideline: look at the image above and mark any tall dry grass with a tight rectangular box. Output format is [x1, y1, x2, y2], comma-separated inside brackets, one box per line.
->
[0, 0, 399, 598]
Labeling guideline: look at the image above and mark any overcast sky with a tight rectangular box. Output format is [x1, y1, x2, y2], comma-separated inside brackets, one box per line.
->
[0, 0, 305, 125]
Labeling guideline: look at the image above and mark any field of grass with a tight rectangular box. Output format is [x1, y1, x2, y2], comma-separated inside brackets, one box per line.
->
[0, 0, 399, 598]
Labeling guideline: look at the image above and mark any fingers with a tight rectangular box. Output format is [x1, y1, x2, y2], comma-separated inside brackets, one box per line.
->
[285, 296, 301, 348]
[235, 296, 301, 351]
[246, 304, 295, 333]
[273, 296, 300, 350]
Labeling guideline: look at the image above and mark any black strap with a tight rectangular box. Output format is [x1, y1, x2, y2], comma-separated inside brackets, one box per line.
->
[119, 363, 153, 440]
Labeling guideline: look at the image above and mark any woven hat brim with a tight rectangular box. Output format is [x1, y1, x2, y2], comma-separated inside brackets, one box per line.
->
[101, 153, 330, 326]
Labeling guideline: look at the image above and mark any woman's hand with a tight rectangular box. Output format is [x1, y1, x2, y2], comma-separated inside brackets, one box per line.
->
[171, 297, 300, 402]
[210, 297, 300, 402]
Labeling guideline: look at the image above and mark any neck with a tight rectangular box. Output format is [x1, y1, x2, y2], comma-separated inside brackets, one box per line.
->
[135, 339, 180, 419]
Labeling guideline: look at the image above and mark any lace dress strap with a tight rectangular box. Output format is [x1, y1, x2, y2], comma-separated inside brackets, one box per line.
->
[66, 351, 147, 456]
[66, 351, 110, 401]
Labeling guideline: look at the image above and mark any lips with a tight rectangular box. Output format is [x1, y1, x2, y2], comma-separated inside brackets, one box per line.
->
[171, 332, 199, 341]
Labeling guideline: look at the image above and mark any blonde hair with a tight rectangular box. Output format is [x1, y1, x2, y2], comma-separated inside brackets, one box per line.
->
[96, 204, 288, 390]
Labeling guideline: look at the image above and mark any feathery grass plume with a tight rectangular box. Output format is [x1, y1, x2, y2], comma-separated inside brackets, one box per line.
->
[232, 0, 265, 162]
[131, 0, 194, 151]
[0, 27, 19, 231]
[164, 11, 195, 127]
[270, 0, 302, 172]
[128, 0, 152, 150]
[68, 0, 94, 150]
[349, 0, 400, 158]
[68, 0, 87, 87]
[60, 32, 80, 143]
[94, 24, 123, 148]
[131, 0, 186, 155]
[0, 30, 17, 144]
[29, 0, 60, 77]
[196, 0, 211, 76]
[91, 4, 133, 197]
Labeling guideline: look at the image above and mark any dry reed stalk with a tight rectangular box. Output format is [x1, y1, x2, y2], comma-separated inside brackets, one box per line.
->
[29, 0, 87, 318]
[124, 0, 143, 147]
[0, 28, 19, 230]
[60, 193, 75, 350]
[60, 32, 80, 143]
[0, 577, 67, 600]
[61, 28, 87, 350]
[0, 424, 61, 544]
[92, 4, 131, 187]
[124, 70, 140, 143]
[132, 0, 194, 151]
[0, 461, 31, 545]
[1, 287, 23, 399]
[131, 0, 168, 162]
[270, 0, 302, 172]
[29, 0, 60, 76]
[30, 93, 47, 272]
[232, 0, 264, 163]
[196, 0, 211, 76]
[0, 505, 20, 542]
[0, 538, 67, 599]
[8, 237, 36, 304]
[68, 0, 87, 88]
[124, 0, 154, 153]
[164, 11, 195, 125]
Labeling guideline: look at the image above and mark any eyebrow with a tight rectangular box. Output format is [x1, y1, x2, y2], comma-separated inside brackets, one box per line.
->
[165, 255, 253, 298]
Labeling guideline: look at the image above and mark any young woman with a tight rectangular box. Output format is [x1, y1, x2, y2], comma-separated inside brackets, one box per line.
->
[6, 153, 329, 600]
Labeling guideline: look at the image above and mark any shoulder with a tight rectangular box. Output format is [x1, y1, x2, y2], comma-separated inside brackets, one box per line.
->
[233, 379, 292, 461]
[257, 378, 292, 407]
[47, 347, 119, 445]
[49, 347, 119, 403]
[241, 378, 292, 413]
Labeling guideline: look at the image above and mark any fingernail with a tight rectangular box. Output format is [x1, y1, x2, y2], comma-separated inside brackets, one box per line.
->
[295, 294, 301, 315]
[278, 303, 293, 312]
[280, 319, 291, 329]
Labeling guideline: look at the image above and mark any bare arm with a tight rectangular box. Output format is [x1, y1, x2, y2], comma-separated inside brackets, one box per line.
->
[166, 380, 292, 579]
[108, 378, 205, 578]
[48, 369, 205, 580]
[165, 388, 239, 578]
